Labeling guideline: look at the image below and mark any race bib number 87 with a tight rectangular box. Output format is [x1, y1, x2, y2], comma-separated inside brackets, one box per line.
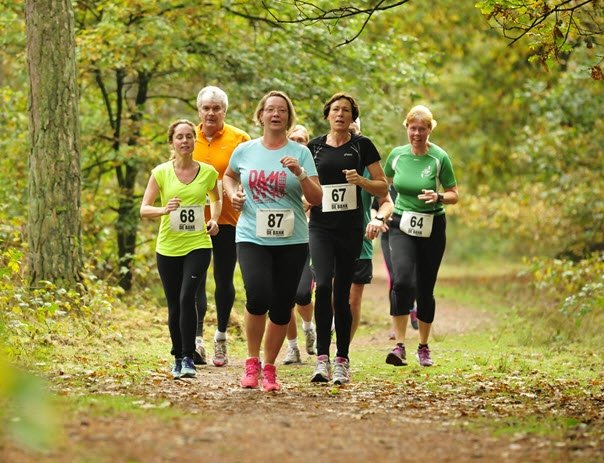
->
[399, 211, 434, 238]
[256, 209, 294, 237]
[170, 206, 204, 232]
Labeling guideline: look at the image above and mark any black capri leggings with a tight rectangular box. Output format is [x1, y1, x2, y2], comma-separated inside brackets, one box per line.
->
[196, 224, 237, 335]
[237, 242, 308, 325]
[295, 251, 314, 306]
[388, 214, 446, 323]
[381, 231, 415, 314]
[157, 248, 211, 358]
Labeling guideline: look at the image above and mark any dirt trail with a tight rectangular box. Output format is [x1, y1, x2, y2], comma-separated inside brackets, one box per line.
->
[2, 254, 593, 463]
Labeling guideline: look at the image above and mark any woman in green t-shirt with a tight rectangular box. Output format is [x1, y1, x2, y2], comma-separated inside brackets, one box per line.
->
[383, 105, 459, 368]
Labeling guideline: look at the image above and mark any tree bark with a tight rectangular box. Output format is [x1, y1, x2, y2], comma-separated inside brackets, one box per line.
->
[25, 0, 82, 286]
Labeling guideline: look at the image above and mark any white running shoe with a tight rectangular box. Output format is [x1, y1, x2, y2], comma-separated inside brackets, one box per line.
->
[310, 355, 331, 382]
[303, 327, 317, 355]
[332, 357, 350, 385]
[213, 339, 228, 367]
[283, 345, 302, 365]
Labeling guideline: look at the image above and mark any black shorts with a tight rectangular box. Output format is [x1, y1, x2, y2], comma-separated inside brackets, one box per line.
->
[352, 258, 373, 285]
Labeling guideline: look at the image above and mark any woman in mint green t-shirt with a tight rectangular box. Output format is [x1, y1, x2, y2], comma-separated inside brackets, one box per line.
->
[140, 119, 221, 379]
[383, 105, 459, 368]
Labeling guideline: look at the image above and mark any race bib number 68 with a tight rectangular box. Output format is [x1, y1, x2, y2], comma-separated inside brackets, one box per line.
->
[170, 206, 204, 232]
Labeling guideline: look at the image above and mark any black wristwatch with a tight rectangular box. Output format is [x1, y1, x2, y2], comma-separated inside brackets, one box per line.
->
[374, 215, 385, 222]
[436, 193, 444, 204]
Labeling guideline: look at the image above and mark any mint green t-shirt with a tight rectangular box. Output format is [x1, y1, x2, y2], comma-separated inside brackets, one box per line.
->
[384, 143, 456, 216]
[152, 160, 219, 256]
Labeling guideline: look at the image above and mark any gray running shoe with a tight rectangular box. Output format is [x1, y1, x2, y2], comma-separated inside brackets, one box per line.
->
[180, 356, 197, 378]
[213, 339, 228, 367]
[283, 345, 302, 365]
[193, 337, 207, 365]
[311, 355, 331, 382]
[303, 327, 317, 355]
[171, 358, 182, 379]
[332, 357, 350, 385]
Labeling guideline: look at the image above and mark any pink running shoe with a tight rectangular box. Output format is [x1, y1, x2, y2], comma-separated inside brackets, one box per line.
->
[410, 307, 419, 330]
[241, 357, 261, 388]
[386, 343, 407, 366]
[417, 345, 434, 367]
[262, 364, 281, 392]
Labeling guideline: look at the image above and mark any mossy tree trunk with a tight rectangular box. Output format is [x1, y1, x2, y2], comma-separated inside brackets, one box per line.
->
[25, 0, 82, 287]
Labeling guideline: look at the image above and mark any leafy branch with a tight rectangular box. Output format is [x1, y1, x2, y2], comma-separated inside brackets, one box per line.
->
[225, 0, 411, 46]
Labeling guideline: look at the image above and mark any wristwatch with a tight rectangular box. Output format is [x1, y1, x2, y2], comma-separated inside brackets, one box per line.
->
[436, 193, 444, 203]
[374, 215, 385, 222]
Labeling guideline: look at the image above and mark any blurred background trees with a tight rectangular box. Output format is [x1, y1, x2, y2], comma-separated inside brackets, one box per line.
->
[0, 0, 601, 340]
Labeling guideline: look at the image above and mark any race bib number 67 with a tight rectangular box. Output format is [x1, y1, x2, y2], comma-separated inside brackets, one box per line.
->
[322, 183, 357, 212]
[170, 206, 204, 232]
[399, 211, 434, 238]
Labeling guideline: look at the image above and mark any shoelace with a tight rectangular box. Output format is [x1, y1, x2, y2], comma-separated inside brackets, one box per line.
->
[263, 369, 276, 383]
[245, 363, 259, 376]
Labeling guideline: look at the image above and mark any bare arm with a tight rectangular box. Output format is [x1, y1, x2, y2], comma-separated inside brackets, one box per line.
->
[280, 155, 323, 206]
[343, 161, 388, 198]
[366, 192, 394, 239]
[223, 167, 246, 212]
[419, 185, 459, 205]
[140, 175, 180, 219]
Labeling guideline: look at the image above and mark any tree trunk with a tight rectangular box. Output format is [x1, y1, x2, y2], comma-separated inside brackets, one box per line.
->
[25, 0, 82, 286]
[114, 71, 149, 291]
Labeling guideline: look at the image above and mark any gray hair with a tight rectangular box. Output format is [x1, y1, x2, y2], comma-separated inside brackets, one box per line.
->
[196, 86, 229, 112]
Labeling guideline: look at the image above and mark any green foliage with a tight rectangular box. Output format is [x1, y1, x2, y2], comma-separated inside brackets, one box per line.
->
[0, 355, 56, 451]
[528, 252, 604, 329]
[476, 0, 604, 74]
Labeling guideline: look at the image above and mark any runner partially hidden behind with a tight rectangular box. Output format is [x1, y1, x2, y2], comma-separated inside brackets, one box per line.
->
[375, 185, 419, 339]
[307, 93, 388, 385]
[283, 124, 317, 365]
[223, 91, 322, 391]
[383, 105, 458, 367]
[192, 86, 250, 368]
[348, 118, 394, 343]
[140, 120, 221, 379]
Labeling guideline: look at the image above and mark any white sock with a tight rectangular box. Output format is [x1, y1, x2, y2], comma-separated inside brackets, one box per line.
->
[288, 338, 298, 349]
[302, 321, 314, 331]
[214, 330, 226, 342]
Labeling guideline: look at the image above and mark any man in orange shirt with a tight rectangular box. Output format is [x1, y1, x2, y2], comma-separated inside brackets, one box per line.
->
[192, 86, 251, 367]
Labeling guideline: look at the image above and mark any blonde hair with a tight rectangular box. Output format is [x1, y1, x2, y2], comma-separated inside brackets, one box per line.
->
[254, 90, 297, 131]
[404, 105, 437, 130]
[288, 124, 310, 144]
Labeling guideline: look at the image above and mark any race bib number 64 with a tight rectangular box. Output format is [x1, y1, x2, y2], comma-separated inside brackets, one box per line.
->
[170, 206, 204, 232]
[399, 211, 434, 238]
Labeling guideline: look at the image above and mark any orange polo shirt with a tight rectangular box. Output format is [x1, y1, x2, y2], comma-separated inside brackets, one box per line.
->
[193, 122, 251, 226]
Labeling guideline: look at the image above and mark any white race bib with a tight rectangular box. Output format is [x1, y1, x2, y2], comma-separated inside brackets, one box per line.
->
[206, 179, 223, 206]
[256, 209, 295, 238]
[321, 183, 357, 212]
[170, 206, 204, 232]
[399, 211, 434, 238]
